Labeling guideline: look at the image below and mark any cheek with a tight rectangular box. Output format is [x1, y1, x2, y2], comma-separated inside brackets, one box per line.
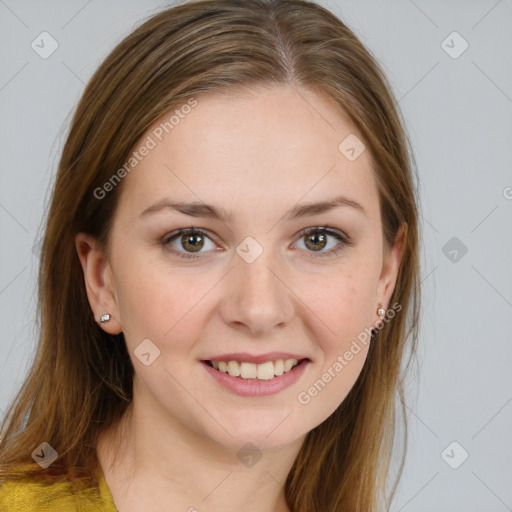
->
[300, 268, 376, 346]
[113, 254, 215, 353]
[293, 270, 375, 409]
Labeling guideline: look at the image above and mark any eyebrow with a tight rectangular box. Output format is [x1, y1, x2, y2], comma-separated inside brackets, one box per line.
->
[139, 194, 367, 222]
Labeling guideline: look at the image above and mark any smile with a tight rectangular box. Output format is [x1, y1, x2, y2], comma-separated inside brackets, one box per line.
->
[201, 358, 310, 397]
[205, 358, 304, 380]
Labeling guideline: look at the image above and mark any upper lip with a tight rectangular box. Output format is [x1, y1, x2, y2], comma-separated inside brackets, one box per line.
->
[202, 352, 309, 364]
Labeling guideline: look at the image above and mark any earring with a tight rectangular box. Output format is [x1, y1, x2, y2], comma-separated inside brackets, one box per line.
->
[99, 313, 111, 323]
[377, 306, 386, 317]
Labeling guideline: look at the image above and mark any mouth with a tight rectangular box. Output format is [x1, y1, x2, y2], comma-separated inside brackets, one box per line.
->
[202, 357, 310, 381]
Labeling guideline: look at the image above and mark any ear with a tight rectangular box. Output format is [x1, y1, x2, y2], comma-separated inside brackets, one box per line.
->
[75, 233, 122, 334]
[374, 222, 407, 323]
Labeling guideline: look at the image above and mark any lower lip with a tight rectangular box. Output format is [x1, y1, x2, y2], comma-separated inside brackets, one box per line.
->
[201, 360, 310, 397]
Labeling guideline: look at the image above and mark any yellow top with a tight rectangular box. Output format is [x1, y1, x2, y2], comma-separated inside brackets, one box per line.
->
[0, 468, 118, 512]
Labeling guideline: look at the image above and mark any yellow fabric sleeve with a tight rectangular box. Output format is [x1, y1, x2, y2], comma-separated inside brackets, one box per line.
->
[0, 469, 118, 512]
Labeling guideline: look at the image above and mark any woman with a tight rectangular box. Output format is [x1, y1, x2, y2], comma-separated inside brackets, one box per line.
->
[0, 0, 421, 510]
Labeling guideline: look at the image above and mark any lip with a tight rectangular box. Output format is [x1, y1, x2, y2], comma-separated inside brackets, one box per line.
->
[202, 352, 308, 364]
[201, 358, 310, 397]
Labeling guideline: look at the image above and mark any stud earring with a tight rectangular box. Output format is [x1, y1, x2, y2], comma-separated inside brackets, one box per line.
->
[377, 306, 386, 317]
[99, 313, 111, 323]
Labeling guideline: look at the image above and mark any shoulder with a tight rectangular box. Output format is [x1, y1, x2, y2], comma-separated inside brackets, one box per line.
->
[0, 475, 117, 512]
[0, 477, 77, 511]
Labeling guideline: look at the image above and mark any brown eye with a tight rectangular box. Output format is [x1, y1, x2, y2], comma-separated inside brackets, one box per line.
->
[181, 232, 204, 252]
[295, 226, 352, 258]
[304, 232, 327, 252]
[162, 228, 217, 259]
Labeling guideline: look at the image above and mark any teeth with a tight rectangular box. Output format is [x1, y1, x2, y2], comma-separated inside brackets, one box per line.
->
[227, 360, 240, 377]
[210, 358, 301, 380]
[257, 361, 274, 380]
[283, 359, 295, 372]
[240, 362, 257, 379]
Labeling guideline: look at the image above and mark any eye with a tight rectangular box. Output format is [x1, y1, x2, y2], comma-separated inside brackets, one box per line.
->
[161, 227, 218, 259]
[293, 226, 352, 257]
[161, 225, 353, 260]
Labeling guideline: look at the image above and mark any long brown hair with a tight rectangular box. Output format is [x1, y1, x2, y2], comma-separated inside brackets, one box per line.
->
[0, 0, 422, 510]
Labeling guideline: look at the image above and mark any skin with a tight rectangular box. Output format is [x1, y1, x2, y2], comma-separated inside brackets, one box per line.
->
[76, 84, 405, 512]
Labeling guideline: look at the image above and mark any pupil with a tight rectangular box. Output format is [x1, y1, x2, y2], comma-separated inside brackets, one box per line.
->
[183, 233, 203, 252]
[307, 233, 326, 251]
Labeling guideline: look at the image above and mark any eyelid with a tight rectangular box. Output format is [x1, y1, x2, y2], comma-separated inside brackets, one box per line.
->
[295, 225, 350, 243]
[162, 227, 213, 245]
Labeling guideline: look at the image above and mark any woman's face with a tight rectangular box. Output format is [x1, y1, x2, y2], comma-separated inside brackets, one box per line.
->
[78, 85, 404, 452]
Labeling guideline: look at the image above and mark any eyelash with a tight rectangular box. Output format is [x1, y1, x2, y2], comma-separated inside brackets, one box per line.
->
[161, 226, 353, 260]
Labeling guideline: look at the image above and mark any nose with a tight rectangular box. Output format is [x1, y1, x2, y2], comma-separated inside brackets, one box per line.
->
[219, 248, 295, 336]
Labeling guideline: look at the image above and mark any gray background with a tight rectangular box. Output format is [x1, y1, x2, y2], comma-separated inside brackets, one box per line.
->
[1, 1, 511, 510]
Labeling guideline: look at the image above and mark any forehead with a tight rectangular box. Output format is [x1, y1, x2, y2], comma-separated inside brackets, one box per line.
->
[117, 85, 380, 222]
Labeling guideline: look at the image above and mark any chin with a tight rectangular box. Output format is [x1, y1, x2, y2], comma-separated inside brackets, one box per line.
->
[203, 414, 305, 453]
